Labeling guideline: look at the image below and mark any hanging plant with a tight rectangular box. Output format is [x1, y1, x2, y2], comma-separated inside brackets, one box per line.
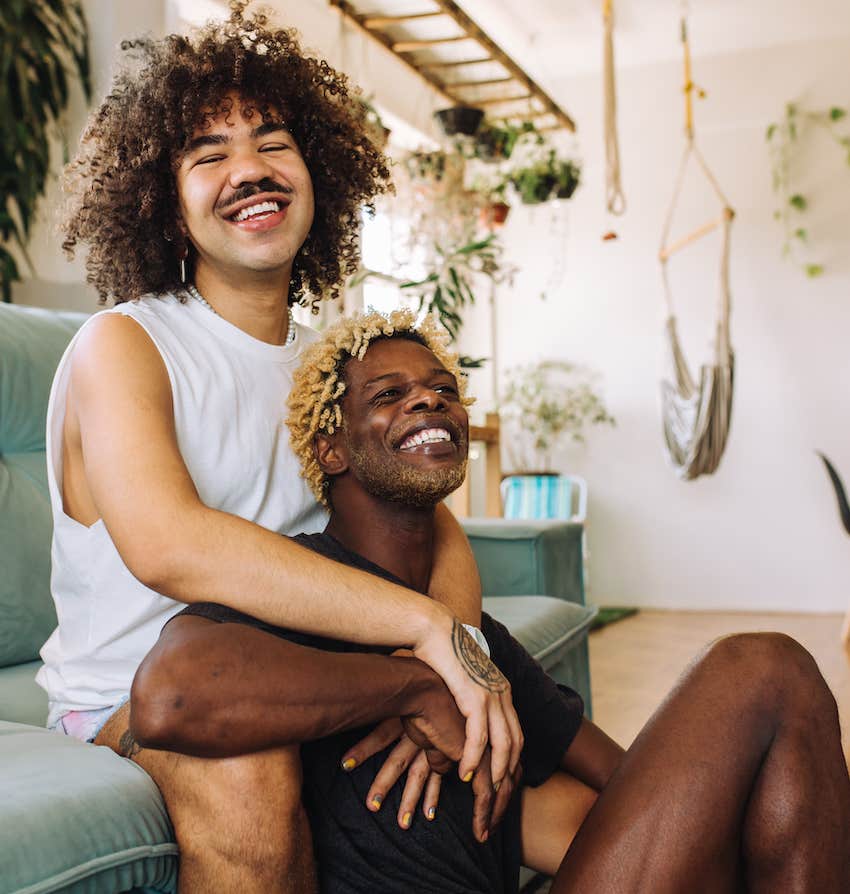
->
[509, 151, 582, 205]
[398, 234, 503, 340]
[0, 0, 91, 302]
[473, 119, 538, 163]
[766, 102, 850, 278]
[434, 105, 484, 138]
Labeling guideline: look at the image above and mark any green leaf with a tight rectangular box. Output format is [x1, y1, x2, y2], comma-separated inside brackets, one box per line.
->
[805, 264, 824, 278]
[765, 123, 777, 141]
[829, 107, 847, 121]
[789, 194, 807, 211]
[794, 228, 807, 241]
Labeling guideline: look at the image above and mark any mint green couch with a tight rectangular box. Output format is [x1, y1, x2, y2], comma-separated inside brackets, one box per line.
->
[0, 303, 595, 894]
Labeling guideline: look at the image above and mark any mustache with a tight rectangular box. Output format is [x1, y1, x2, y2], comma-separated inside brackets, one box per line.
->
[216, 178, 293, 213]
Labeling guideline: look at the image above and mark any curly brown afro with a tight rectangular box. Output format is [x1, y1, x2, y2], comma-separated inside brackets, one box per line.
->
[62, 1, 392, 308]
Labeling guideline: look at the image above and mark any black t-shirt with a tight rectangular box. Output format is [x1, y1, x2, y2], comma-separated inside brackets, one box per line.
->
[175, 532, 584, 893]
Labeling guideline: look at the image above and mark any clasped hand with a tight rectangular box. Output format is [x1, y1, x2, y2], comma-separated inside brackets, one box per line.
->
[341, 630, 524, 842]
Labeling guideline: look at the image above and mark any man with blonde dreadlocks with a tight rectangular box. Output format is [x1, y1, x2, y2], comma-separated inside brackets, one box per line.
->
[40, 6, 522, 893]
[132, 309, 850, 893]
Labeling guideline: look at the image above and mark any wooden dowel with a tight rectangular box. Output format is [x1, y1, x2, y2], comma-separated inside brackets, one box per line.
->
[392, 36, 469, 52]
[473, 93, 533, 107]
[445, 76, 513, 89]
[363, 12, 446, 28]
[421, 57, 492, 69]
[659, 216, 724, 261]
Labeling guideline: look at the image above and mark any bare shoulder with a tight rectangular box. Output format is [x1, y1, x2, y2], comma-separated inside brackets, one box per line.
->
[69, 311, 170, 404]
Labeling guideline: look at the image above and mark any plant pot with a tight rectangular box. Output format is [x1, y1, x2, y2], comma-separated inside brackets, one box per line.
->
[434, 106, 484, 137]
[555, 177, 579, 199]
[479, 202, 511, 229]
[518, 176, 557, 205]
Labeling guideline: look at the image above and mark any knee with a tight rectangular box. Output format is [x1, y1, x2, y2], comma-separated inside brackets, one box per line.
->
[701, 632, 834, 713]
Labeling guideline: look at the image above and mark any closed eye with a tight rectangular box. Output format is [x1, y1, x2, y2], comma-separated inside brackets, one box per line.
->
[374, 387, 401, 401]
[260, 143, 290, 153]
[195, 154, 225, 166]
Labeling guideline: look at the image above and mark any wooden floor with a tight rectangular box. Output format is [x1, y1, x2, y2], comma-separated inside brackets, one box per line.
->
[589, 610, 850, 762]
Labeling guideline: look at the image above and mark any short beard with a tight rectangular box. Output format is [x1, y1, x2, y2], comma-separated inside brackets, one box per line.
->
[347, 444, 468, 509]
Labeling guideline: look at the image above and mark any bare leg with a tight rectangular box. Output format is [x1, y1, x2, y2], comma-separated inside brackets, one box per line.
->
[96, 702, 317, 894]
[524, 633, 849, 893]
[520, 771, 597, 874]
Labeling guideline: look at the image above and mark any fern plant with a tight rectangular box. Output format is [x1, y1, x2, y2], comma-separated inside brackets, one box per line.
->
[1, 0, 91, 301]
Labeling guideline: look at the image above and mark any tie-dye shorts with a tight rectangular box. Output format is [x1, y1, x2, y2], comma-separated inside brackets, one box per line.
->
[49, 695, 129, 744]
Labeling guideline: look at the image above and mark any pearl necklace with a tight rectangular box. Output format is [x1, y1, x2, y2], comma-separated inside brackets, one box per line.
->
[186, 284, 296, 347]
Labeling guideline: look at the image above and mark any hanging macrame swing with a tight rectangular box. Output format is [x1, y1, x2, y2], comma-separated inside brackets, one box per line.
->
[658, 15, 736, 480]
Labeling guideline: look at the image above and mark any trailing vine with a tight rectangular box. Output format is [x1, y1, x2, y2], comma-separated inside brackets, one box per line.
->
[766, 102, 850, 278]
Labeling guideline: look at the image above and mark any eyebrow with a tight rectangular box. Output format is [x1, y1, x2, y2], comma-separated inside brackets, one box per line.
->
[362, 368, 456, 390]
[184, 122, 290, 154]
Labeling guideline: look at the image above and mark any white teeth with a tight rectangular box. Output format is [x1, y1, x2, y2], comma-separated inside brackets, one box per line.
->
[399, 428, 452, 450]
[232, 200, 280, 222]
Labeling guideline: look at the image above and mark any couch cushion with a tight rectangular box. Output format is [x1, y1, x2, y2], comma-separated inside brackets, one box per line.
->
[484, 595, 596, 669]
[0, 305, 88, 668]
[0, 721, 177, 894]
[464, 519, 586, 605]
[0, 660, 48, 726]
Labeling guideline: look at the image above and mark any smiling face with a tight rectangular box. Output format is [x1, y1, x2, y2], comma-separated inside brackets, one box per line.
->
[175, 93, 315, 289]
[320, 336, 470, 509]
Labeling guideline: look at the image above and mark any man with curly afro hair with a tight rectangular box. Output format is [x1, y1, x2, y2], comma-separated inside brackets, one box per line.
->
[39, 5, 523, 892]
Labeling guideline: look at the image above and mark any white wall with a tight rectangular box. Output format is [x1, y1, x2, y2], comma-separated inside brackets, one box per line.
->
[471, 37, 850, 612]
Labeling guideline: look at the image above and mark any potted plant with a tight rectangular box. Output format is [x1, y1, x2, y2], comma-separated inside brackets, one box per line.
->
[1, 0, 91, 302]
[507, 148, 582, 205]
[469, 173, 512, 228]
[554, 158, 581, 199]
[474, 119, 537, 163]
[434, 105, 484, 137]
[499, 361, 615, 472]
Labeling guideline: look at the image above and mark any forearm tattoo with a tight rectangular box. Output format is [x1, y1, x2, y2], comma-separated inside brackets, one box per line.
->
[118, 727, 143, 759]
[451, 619, 508, 692]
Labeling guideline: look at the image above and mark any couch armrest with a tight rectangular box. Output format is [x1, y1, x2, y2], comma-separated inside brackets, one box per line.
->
[460, 519, 585, 606]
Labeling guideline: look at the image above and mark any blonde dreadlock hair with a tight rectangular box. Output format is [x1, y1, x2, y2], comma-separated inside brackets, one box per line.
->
[287, 308, 474, 506]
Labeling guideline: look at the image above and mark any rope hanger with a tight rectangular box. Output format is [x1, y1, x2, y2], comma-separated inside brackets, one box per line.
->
[658, 9, 736, 480]
[602, 0, 626, 216]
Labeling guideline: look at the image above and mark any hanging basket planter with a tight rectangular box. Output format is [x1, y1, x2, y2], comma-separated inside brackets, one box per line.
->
[434, 106, 484, 137]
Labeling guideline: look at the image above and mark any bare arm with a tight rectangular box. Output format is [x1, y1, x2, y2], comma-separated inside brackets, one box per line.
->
[131, 614, 510, 842]
[67, 315, 518, 780]
[130, 615, 464, 759]
[560, 718, 625, 792]
[428, 503, 482, 627]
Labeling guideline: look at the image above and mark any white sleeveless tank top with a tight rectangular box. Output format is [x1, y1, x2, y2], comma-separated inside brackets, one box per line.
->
[37, 293, 327, 721]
